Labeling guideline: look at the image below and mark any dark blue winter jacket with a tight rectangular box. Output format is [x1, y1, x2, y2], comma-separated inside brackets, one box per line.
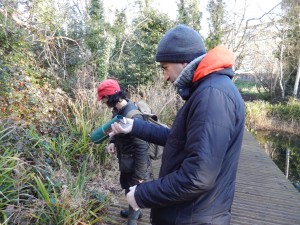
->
[130, 46, 245, 225]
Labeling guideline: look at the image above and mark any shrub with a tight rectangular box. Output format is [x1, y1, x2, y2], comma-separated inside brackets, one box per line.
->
[245, 98, 300, 134]
[269, 98, 300, 123]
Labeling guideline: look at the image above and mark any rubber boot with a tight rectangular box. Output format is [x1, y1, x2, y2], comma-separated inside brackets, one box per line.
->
[127, 206, 141, 225]
[120, 206, 143, 219]
[120, 208, 129, 218]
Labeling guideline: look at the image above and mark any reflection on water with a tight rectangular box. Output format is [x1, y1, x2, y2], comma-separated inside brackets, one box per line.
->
[251, 130, 300, 192]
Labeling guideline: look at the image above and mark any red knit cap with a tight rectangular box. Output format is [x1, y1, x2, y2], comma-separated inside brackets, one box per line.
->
[97, 79, 121, 101]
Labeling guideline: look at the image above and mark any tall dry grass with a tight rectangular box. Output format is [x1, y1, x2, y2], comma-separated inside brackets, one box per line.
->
[127, 80, 183, 126]
[72, 72, 183, 130]
[60, 74, 184, 215]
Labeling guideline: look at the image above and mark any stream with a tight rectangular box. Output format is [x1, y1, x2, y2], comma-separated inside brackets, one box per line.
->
[251, 130, 300, 192]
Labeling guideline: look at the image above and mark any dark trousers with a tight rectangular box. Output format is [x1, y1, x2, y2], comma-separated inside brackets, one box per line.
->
[120, 171, 153, 194]
[120, 172, 139, 194]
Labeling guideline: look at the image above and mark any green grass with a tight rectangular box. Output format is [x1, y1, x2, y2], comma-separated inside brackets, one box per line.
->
[0, 148, 33, 222]
[31, 158, 109, 225]
[0, 102, 112, 224]
[269, 97, 300, 123]
[235, 80, 271, 101]
[235, 80, 259, 93]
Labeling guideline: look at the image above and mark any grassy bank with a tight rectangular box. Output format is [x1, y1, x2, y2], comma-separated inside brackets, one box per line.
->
[235, 79, 300, 135]
[245, 97, 300, 135]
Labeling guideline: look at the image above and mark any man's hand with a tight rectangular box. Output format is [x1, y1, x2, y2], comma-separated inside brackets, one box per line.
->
[109, 117, 134, 136]
[126, 185, 139, 211]
[107, 143, 116, 154]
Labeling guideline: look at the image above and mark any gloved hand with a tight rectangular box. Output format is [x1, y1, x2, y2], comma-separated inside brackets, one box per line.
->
[107, 143, 116, 154]
[109, 117, 134, 136]
[126, 185, 139, 211]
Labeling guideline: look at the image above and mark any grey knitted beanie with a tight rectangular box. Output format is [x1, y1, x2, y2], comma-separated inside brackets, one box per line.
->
[156, 24, 206, 63]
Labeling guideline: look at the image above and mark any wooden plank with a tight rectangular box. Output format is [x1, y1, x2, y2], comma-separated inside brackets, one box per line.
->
[231, 130, 300, 225]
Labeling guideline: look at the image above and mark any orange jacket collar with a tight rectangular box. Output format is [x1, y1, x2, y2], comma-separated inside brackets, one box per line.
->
[192, 45, 234, 83]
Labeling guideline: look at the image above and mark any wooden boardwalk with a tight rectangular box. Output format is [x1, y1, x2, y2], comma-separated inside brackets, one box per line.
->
[106, 130, 300, 225]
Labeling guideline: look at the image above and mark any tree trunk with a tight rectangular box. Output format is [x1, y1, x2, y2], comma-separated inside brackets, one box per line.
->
[279, 39, 285, 99]
[293, 58, 300, 97]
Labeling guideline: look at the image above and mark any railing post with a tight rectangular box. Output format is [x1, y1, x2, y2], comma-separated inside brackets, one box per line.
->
[285, 148, 290, 178]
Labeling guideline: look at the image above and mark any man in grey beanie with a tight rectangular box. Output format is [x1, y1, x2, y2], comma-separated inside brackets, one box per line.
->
[110, 24, 245, 225]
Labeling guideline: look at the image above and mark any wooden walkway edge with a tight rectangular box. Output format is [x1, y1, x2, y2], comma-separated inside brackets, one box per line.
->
[105, 130, 300, 225]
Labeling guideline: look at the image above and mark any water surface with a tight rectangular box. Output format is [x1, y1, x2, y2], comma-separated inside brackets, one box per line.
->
[251, 130, 300, 192]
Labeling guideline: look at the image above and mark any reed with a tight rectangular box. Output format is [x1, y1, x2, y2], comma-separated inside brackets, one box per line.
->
[0, 148, 33, 223]
[32, 160, 109, 225]
[128, 80, 183, 126]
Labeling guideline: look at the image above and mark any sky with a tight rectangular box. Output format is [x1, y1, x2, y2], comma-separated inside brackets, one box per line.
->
[102, 0, 282, 37]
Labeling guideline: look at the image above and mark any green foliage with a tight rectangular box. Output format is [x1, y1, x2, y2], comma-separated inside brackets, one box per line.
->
[0, 120, 111, 224]
[0, 12, 28, 56]
[30, 0, 66, 31]
[85, 0, 111, 80]
[235, 80, 259, 93]
[269, 98, 300, 123]
[0, 149, 20, 218]
[275, 0, 300, 93]
[205, 0, 225, 49]
[32, 166, 108, 225]
[107, 9, 128, 81]
[0, 11, 33, 115]
[58, 95, 109, 163]
[281, 0, 300, 59]
[235, 80, 271, 101]
[0, 126, 37, 222]
[177, 0, 202, 31]
[109, 8, 173, 86]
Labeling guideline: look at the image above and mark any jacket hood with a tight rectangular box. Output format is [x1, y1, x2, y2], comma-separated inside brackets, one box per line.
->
[174, 45, 234, 100]
[193, 45, 234, 82]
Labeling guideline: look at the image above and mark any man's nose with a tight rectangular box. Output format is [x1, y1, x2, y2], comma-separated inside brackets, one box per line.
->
[164, 72, 169, 81]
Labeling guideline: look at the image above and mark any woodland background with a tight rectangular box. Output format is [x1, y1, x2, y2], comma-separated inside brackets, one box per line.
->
[0, 0, 299, 224]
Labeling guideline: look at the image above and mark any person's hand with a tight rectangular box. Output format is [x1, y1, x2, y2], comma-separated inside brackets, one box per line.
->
[126, 185, 139, 211]
[109, 117, 133, 137]
[107, 143, 116, 154]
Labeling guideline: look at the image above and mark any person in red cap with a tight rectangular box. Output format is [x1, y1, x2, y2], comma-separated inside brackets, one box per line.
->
[97, 79, 121, 101]
[97, 79, 152, 225]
